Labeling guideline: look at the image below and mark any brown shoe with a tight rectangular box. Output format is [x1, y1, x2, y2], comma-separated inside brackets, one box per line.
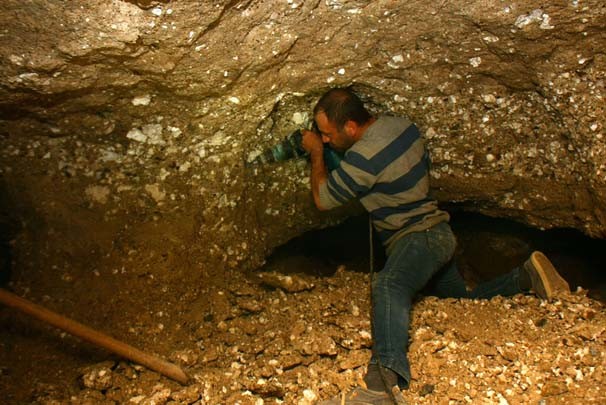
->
[523, 251, 570, 299]
[317, 386, 407, 404]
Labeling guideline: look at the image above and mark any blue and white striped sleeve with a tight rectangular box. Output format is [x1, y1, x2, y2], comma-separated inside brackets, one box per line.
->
[318, 152, 377, 209]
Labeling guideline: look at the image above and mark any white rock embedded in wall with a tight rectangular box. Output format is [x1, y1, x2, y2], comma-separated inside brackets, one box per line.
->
[514, 9, 553, 30]
[292, 112, 308, 126]
[168, 126, 182, 138]
[469, 57, 482, 67]
[142, 124, 165, 145]
[126, 128, 147, 143]
[132, 95, 151, 106]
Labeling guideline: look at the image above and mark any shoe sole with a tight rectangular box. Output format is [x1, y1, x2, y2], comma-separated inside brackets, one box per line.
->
[317, 387, 394, 404]
[530, 251, 570, 299]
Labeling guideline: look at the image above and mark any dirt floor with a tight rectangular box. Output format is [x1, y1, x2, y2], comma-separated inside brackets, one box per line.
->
[0, 215, 605, 405]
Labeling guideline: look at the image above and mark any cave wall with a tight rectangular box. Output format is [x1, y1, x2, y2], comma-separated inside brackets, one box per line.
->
[0, 0, 604, 284]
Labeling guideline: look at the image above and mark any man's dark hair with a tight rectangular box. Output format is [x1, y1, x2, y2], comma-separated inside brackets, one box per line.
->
[313, 87, 372, 130]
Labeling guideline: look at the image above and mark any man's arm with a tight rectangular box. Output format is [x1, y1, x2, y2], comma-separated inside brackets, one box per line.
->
[309, 146, 328, 211]
[301, 130, 328, 211]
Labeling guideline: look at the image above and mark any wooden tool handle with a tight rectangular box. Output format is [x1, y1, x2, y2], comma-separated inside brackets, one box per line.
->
[0, 288, 189, 384]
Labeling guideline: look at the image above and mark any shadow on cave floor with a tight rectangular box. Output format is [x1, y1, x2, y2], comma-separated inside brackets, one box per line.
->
[264, 210, 606, 303]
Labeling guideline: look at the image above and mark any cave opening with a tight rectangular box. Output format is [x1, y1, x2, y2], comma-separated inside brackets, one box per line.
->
[263, 210, 606, 302]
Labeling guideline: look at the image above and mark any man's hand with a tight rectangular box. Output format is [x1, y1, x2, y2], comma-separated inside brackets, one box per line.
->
[301, 129, 324, 155]
[301, 129, 328, 211]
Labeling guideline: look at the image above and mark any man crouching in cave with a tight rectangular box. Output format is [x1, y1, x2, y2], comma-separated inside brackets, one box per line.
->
[300, 87, 571, 405]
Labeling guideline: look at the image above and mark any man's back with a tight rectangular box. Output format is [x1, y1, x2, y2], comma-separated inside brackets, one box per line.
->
[319, 115, 449, 254]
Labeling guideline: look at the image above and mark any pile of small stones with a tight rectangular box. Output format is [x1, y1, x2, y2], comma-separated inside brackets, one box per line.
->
[34, 267, 604, 404]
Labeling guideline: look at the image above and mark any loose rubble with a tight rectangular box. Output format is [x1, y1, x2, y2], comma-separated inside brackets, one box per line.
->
[9, 266, 603, 405]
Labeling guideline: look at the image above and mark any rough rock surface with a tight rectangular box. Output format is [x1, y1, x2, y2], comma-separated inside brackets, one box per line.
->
[0, 1, 605, 283]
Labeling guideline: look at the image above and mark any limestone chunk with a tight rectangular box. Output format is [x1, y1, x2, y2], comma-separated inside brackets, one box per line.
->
[131, 95, 151, 106]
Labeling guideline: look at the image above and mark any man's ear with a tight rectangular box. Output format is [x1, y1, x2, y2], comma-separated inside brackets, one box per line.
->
[344, 120, 358, 137]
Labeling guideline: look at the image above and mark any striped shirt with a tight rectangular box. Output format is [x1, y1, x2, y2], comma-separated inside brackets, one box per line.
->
[318, 115, 449, 255]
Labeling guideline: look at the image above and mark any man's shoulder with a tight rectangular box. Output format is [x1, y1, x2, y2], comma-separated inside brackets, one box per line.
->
[357, 115, 415, 148]
[361, 115, 414, 143]
[373, 115, 413, 132]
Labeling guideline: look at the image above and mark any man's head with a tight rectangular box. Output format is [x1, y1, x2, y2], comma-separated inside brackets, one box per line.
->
[313, 88, 373, 152]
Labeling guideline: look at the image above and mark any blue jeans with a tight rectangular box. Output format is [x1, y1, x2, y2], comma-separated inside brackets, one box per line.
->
[370, 221, 524, 388]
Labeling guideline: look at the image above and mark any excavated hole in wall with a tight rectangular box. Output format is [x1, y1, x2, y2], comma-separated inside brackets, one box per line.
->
[263, 210, 606, 302]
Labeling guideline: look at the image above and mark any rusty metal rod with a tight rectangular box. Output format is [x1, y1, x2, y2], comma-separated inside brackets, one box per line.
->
[0, 288, 189, 385]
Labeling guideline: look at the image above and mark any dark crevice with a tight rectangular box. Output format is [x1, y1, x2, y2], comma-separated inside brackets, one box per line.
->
[266, 210, 606, 302]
